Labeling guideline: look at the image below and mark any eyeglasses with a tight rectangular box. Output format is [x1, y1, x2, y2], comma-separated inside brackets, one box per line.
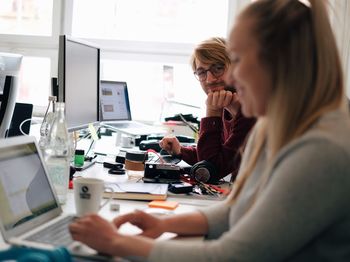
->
[194, 63, 225, 82]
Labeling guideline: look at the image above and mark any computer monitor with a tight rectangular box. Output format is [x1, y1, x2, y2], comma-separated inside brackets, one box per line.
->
[0, 52, 22, 138]
[0, 76, 19, 138]
[0, 52, 22, 94]
[58, 35, 100, 131]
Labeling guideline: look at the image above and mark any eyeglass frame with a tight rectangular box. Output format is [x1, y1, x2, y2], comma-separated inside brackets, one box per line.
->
[193, 63, 226, 82]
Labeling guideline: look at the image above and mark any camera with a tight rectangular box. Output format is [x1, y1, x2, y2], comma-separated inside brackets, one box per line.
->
[144, 163, 182, 183]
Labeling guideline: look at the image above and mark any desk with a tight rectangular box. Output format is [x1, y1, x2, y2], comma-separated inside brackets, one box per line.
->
[0, 190, 210, 252]
[0, 163, 222, 253]
[75, 160, 225, 205]
[75, 134, 227, 206]
[0, 130, 222, 254]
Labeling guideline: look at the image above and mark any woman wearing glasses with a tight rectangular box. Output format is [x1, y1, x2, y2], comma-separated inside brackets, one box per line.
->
[160, 37, 256, 183]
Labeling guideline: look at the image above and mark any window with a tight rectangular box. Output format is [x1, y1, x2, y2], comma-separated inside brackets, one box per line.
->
[70, 0, 231, 122]
[0, 0, 53, 36]
[0, 0, 246, 120]
[18, 56, 50, 107]
[72, 0, 228, 43]
[101, 59, 206, 121]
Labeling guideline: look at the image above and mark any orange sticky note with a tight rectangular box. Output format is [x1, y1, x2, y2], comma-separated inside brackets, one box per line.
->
[148, 200, 179, 210]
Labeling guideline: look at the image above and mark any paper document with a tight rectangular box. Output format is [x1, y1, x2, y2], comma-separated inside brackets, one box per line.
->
[104, 182, 168, 201]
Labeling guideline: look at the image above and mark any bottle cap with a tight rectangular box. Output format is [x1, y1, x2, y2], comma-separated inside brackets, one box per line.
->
[125, 151, 148, 162]
[75, 149, 85, 155]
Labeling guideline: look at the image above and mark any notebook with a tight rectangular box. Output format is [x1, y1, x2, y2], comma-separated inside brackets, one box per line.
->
[103, 182, 168, 201]
[0, 136, 110, 260]
[99, 80, 166, 136]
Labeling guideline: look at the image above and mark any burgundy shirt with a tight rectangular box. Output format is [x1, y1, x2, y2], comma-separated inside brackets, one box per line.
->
[180, 109, 256, 181]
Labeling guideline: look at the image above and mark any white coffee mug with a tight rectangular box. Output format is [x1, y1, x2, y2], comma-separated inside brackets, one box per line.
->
[73, 177, 114, 216]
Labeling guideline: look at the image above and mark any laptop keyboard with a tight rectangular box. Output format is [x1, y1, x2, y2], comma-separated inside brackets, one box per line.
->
[25, 216, 75, 247]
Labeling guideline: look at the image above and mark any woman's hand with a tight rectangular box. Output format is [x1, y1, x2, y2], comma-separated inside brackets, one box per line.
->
[69, 214, 120, 255]
[159, 136, 182, 156]
[113, 210, 165, 239]
[206, 90, 233, 117]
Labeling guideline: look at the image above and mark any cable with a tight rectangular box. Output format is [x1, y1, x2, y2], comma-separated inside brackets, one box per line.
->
[84, 126, 101, 157]
[178, 113, 199, 134]
[146, 149, 165, 164]
[40, 96, 57, 137]
[19, 118, 32, 136]
[18, 118, 41, 136]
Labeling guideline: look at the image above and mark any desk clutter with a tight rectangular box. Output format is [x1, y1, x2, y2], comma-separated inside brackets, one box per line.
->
[139, 134, 196, 151]
[70, 128, 229, 203]
[103, 182, 168, 201]
[148, 200, 179, 210]
[72, 146, 230, 202]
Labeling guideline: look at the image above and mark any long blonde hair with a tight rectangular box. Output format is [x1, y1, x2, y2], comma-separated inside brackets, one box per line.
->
[228, 0, 345, 203]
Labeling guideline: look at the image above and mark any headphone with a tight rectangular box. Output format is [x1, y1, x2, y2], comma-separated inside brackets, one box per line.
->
[103, 162, 126, 175]
[190, 160, 218, 183]
[108, 168, 126, 175]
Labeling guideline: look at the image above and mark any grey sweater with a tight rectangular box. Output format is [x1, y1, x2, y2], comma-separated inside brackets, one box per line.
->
[149, 110, 350, 262]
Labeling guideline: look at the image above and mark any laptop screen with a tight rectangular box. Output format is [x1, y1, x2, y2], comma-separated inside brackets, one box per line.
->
[100, 81, 132, 121]
[0, 141, 58, 231]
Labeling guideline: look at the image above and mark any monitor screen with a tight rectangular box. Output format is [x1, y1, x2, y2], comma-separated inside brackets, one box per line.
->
[0, 52, 22, 94]
[0, 53, 22, 138]
[0, 141, 58, 230]
[58, 35, 100, 131]
[100, 81, 131, 121]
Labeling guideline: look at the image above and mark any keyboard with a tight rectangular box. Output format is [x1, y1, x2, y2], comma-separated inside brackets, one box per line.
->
[25, 216, 75, 246]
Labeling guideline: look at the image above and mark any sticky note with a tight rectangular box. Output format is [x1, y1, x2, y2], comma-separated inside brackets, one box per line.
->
[148, 200, 179, 210]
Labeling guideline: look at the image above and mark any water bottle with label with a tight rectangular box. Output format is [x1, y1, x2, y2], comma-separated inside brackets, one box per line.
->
[45, 102, 71, 204]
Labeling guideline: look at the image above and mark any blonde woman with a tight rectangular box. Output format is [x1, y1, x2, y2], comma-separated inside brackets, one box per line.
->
[69, 0, 350, 260]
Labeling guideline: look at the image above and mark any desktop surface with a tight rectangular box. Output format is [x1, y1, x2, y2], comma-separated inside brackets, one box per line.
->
[0, 186, 207, 249]
[0, 131, 224, 259]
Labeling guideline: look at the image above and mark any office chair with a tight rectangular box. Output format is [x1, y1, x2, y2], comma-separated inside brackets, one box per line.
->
[0, 75, 18, 138]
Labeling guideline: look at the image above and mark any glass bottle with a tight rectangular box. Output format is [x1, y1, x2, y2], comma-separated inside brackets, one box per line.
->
[39, 96, 57, 153]
[44, 102, 71, 204]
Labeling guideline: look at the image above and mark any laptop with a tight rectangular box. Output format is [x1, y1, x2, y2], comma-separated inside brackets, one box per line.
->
[0, 136, 110, 261]
[99, 80, 166, 136]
